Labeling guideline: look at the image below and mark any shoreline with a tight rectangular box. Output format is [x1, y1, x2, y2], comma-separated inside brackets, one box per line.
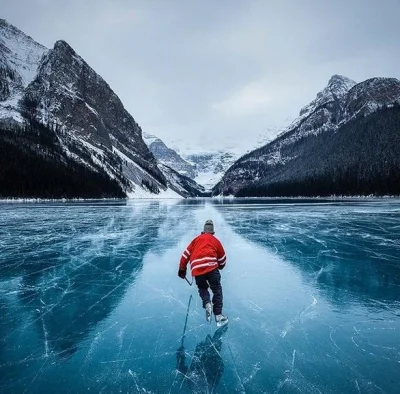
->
[1, 195, 400, 203]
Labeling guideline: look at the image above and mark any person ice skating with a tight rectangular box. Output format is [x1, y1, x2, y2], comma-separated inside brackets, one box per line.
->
[178, 220, 228, 327]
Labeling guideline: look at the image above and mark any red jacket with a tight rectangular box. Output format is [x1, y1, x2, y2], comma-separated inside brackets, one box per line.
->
[180, 233, 226, 277]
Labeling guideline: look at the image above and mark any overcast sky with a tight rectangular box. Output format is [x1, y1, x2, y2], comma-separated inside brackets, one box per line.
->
[3, 0, 400, 153]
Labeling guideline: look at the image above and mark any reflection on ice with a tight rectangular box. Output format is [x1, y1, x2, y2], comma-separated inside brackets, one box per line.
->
[174, 295, 227, 393]
[176, 326, 227, 393]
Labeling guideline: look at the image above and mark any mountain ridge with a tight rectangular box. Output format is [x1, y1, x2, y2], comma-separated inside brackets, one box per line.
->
[213, 74, 400, 197]
[143, 132, 196, 179]
[0, 19, 204, 198]
[143, 132, 239, 190]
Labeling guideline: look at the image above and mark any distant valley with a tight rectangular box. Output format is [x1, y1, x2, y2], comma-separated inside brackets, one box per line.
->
[143, 132, 238, 191]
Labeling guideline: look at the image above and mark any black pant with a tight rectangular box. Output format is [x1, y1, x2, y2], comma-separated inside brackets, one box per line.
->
[195, 268, 223, 315]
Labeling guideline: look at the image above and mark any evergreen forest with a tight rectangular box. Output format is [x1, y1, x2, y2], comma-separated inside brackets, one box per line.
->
[0, 121, 126, 199]
[233, 105, 400, 197]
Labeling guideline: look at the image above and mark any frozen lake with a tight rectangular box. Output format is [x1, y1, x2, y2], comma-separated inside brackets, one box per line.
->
[1, 199, 400, 394]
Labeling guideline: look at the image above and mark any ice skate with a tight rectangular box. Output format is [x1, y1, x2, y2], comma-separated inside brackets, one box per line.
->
[205, 302, 212, 322]
[215, 314, 228, 327]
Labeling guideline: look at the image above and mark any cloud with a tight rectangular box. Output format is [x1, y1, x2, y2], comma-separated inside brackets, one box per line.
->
[2, 0, 400, 154]
[212, 82, 272, 117]
[98, 6, 141, 27]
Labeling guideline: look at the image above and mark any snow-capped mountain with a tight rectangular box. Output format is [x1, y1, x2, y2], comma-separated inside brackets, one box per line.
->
[143, 132, 196, 179]
[213, 75, 400, 197]
[185, 151, 238, 190]
[273, 74, 357, 145]
[142, 132, 239, 190]
[0, 19, 47, 120]
[343, 77, 400, 120]
[157, 163, 206, 197]
[0, 19, 204, 198]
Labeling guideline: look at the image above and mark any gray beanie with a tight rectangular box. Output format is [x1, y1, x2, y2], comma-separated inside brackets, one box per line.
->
[203, 219, 214, 234]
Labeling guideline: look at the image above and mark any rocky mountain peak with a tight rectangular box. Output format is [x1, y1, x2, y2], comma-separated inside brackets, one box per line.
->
[344, 77, 400, 119]
[272, 75, 357, 147]
[143, 133, 196, 179]
[0, 18, 26, 37]
[0, 19, 47, 69]
[54, 39, 73, 50]
[51, 40, 80, 60]
[299, 75, 356, 118]
[348, 77, 400, 97]
[213, 73, 400, 198]
[0, 18, 207, 198]
[327, 74, 356, 92]
[0, 20, 47, 119]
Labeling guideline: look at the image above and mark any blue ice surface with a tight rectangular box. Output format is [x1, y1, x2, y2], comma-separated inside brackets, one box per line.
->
[0, 198, 399, 393]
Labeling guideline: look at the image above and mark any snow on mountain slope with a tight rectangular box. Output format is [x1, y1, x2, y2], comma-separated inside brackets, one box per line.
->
[143, 132, 196, 179]
[163, 126, 281, 190]
[298, 75, 356, 120]
[20, 38, 169, 196]
[143, 132, 242, 190]
[185, 151, 238, 190]
[0, 19, 47, 120]
[274, 75, 356, 146]
[0, 19, 47, 86]
[0, 19, 204, 198]
[223, 75, 357, 172]
[213, 74, 400, 197]
[158, 163, 207, 197]
[142, 132, 159, 146]
[344, 77, 400, 120]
